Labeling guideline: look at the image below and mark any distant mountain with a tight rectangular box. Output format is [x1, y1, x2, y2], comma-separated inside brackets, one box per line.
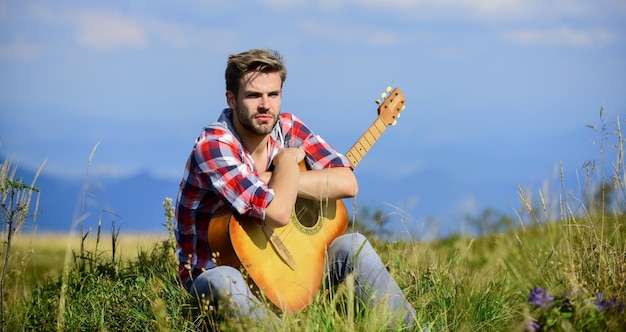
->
[5, 162, 463, 237]
[3, 156, 562, 238]
[7, 165, 179, 235]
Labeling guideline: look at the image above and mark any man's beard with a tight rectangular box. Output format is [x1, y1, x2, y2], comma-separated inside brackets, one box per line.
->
[236, 108, 278, 136]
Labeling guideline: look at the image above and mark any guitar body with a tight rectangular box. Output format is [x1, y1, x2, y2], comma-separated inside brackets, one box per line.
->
[208, 194, 348, 312]
[207, 87, 406, 312]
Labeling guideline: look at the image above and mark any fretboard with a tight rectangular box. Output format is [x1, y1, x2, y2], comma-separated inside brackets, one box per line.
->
[344, 117, 388, 168]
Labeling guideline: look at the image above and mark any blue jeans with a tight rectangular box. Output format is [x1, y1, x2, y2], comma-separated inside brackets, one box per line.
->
[186, 233, 416, 328]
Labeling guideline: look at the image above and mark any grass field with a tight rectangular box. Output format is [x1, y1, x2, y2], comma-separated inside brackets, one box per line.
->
[2, 113, 625, 331]
[7, 232, 168, 285]
[2, 204, 626, 331]
[4, 213, 623, 331]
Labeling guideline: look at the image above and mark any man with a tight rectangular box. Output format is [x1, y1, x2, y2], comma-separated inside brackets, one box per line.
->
[175, 49, 415, 328]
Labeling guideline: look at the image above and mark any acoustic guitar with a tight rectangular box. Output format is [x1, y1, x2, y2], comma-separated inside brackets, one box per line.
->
[207, 87, 406, 312]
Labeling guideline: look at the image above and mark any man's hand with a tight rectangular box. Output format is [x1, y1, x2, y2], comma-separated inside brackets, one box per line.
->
[263, 148, 305, 228]
[263, 147, 358, 228]
[273, 148, 305, 167]
[259, 148, 304, 184]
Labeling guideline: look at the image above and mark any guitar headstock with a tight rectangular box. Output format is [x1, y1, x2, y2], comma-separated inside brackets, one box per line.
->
[375, 86, 406, 126]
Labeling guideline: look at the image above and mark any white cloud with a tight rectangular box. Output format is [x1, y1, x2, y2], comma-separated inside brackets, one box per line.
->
[26, 4, 236, 52]
[503, 26, 616, 47]
[355, 0, 525, 14]
[267, 0, 626, 22]
[70, 9, 146, 50]
[27, 4, 147, 50]
[143, 17, 190, 48]
[0, 35, 44, 60]
[312, 0, 529, 20]
[143, 17, 238, 51]
[261, 0, 309, 10]
[299, 20, 401, 46]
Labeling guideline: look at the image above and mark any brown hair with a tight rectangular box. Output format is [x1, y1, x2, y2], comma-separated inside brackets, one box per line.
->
[225, 49, 287, 97]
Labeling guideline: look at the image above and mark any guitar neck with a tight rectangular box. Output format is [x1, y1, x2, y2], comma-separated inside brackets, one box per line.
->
[344, 117, 389, 168]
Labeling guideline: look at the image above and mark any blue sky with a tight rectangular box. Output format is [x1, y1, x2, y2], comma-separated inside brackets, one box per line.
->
[1, 0, 625, 235]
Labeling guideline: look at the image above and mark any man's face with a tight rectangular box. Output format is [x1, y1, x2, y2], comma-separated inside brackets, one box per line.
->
[227, 71, 282, 136]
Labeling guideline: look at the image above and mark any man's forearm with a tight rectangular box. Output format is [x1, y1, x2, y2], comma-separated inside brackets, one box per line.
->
[297, 167, 358, 201]
[261, 167, 358, 201]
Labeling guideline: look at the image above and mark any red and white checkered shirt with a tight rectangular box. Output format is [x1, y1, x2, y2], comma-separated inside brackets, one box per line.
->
[175, 109, 352, 285]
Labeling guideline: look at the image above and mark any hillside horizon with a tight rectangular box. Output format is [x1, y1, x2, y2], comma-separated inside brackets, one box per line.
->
[4, 152, 587, 240]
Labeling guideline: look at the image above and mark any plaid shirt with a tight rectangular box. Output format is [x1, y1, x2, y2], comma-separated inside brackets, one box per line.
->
[175, 109, 352, 286]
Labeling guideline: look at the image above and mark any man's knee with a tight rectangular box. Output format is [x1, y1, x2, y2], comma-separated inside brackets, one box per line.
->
[331, 232, 370, 260]
[189, 266, 246, 300]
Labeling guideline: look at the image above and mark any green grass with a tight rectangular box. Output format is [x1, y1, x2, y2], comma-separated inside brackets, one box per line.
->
[2, 112, 625, 331]
[3, 212, 623, 331]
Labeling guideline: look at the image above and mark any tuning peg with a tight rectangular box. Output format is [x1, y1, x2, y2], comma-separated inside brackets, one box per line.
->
[380, 92, 387, 99]
[375, 99, 381, 105]
[396, 113, 401, 118]
[391, 120, 397, 126]
[400, 105, 406, 111]
[385, 86, 392, 93]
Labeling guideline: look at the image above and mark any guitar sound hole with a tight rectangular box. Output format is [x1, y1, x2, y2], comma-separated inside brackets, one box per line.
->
[294, 198, 319, 228]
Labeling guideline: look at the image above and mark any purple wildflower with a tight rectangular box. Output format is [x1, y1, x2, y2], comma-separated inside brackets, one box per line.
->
[595, 293, 623, 311]
[526, 320, 541, 332]
[607, 298, 617, 309]
[595, 292, 618, 311]
[528, 287, 554, 308]
[595, 292, 605, 310]
[562, 298, 572, 308]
